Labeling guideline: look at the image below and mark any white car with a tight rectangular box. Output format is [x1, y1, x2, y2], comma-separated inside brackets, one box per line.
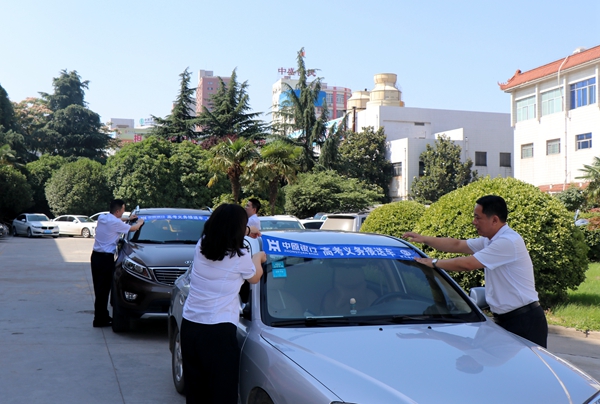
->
[12, 213, 59, 238]
[90, 211, 130, 221]
[52, 215, 96, 238]
[259, 215, 304, 230]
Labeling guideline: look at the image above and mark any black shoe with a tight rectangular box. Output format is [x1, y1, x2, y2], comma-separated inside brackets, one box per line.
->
[93, 317, 113, 327]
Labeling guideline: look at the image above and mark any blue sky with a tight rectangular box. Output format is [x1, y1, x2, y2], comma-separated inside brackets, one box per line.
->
[1, 0, 599, 125]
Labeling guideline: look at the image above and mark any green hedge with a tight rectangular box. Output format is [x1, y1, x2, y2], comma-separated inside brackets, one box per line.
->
[361, 201, 426, 239]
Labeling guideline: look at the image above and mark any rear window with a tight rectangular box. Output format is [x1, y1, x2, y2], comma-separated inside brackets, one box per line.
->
[321, 216, 357, 231]
[260, 220, 303, 230]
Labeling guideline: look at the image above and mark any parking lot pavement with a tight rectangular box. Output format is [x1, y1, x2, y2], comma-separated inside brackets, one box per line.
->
[1, 236, 599, 404]
[0, 236, 185, 404]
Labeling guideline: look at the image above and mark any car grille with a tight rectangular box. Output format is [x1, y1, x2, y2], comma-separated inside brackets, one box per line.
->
[151, 267, 188, 285]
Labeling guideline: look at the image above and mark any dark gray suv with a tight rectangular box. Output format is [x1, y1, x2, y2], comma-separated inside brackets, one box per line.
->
[111, 208, 211, 332]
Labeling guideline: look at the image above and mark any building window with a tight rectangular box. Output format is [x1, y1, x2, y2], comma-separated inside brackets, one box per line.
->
[475, 152, 487, 166]
[541, 88, 563, 116]
[414, 122, 425, 126]
[499, 152, 511, 167]
[546, 139, 560, 155]
[336, 94, 344, 104]
[326, 93, 333, 105]
[576, 133, 592, 150]
[392, 162, 402, 176]
[516, 96, 536, 122]
[570, 78, 596, 109]
[521, 143, 533, 159]
[418, 161, 425, 176]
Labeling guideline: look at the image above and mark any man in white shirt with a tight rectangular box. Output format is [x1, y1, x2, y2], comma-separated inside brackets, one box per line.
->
[245, 198, 261, 230]
[403, 195, 548, 347]
[90, 199, 144, 327]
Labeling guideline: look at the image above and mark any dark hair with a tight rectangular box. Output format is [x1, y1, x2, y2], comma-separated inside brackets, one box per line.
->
[110, 199, 125, 214]
[201, 204, 248, 261]
[248, 198, 261, 214]
[476, 195, 508, 222]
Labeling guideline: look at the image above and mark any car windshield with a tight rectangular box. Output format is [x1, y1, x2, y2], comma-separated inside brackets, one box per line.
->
[262, 257, 483, 327]
[260, 220, 302, 230]
[128, 215, 208, 243]
[28, 214, 49, 221]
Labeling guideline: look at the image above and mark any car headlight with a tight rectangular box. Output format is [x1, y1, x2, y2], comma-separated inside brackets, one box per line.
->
[122, 257, 152, 280]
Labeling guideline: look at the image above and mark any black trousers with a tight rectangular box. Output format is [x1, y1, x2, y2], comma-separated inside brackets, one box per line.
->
[495, 304, 548, 348]
[180, 318, 239, 404]
[90, 251, 115, 322]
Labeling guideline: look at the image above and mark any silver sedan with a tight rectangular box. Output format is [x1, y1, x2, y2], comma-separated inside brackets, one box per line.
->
[168, 230, 600, 403]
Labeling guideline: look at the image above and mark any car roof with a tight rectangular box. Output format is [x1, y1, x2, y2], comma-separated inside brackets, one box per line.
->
[137, 208, 211, 216]
[261, 229, 413, 248]
[260, 215, 300, 221]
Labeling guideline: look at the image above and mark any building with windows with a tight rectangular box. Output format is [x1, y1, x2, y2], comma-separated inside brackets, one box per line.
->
[271, 77, 352, 124]
[196, 70, 230, 114]
[348, 73, 513, 201]
[499, 45, 600, 193]
[109, 118, 153, 144]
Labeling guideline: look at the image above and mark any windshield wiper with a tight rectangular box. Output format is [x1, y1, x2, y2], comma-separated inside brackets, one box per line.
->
[270, 317, 350, 327]
[135, 239, 165, 244]
[163, 240, 198, 244]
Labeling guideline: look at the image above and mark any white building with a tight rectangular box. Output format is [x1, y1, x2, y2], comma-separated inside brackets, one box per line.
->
[499, 45, 600, 193]
[348, 73, 513, 201]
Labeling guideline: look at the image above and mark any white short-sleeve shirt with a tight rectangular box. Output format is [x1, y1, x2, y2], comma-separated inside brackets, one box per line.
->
[248, 214, 260, 230]
[92, 213, 132, 254]
[183, 241, 256, 326]
[466, 224, 538, 314]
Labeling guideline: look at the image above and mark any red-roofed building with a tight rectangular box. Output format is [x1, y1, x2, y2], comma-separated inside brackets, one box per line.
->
[499, 45, 600, 193]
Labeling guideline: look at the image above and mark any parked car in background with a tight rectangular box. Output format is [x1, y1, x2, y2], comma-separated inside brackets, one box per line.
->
[299, 219, 324, 229]
[0, 222, 9, 237]
[259, 215, 304, 230]
[575, 218, 590, 227]
[168, 230, 600, 403]
[111, 208, 211, 332]
[320, 212, 369, 232]
[90, 211, 130, 221]
[52, 215, 96, 238]
[12, 213, 59, 238]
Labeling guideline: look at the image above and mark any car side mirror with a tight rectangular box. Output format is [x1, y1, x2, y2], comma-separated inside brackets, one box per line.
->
[469, 287, 488, 310]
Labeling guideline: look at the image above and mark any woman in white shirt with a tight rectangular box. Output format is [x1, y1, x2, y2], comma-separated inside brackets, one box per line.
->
[181, 204, 264, 404]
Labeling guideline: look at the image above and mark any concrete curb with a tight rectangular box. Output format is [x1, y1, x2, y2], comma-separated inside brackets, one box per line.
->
[549, 324, 600, 341]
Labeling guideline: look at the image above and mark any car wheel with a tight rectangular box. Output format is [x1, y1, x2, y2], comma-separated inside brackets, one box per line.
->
[111, 296, 130, 333]
[12, 227, 18, 237]
[172, 325, 185, 394]
[248, 389, 274, 404]
[27, 228, 33, 238]
[81, 228, 91, 238]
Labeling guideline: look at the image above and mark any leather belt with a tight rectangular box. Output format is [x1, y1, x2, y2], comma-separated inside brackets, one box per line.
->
[493, 301, 540, 321]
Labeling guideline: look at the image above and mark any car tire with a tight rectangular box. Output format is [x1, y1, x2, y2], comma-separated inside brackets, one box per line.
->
[172, 325, 185, 394]
[81, 228, 91, 238]
[27, 228, 33, 238]
[12, 227, 18, 237]
[111, 298, 130, 333]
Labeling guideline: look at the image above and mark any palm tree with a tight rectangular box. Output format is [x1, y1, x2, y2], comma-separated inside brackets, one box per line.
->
[273, 48, 328, 172]
[208, 138, 259, 203]
[576, 156, 600, 204]
[0, 144, 21, 167]
[249, 140, 302, 215]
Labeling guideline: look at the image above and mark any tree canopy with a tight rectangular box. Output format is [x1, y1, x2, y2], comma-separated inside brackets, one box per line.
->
[196, 68, 265, 142]
[151, 68, 199, 143]
[0, 165, 33, 221]
[337, 127, 392, 201]
[284, 169, 383, 219]
[410, 135, 477, 204]
[45, 158, 112, 216]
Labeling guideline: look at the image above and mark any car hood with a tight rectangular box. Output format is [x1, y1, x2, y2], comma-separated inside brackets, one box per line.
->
[29, 221, 56, 227]
[261, 322, 600, 404]
[124, 242, 196, 267]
